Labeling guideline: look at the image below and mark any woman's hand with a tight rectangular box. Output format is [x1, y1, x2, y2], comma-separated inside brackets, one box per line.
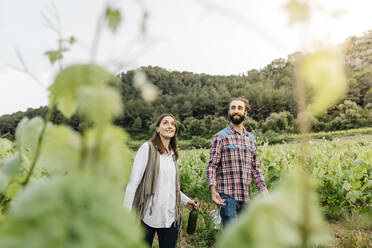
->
[187, 200, 199, 210]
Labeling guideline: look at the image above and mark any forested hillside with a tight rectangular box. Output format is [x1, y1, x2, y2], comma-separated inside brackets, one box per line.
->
[1, 30, 371, 140]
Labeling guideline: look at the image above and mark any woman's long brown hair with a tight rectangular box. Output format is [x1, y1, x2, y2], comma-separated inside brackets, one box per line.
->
[149, 113, 179, 161]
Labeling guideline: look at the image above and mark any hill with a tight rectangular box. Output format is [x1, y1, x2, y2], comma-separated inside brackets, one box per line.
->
[1, 30, 371, 140]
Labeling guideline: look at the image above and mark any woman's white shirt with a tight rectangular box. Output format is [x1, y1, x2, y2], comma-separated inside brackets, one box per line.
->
[123, 143, 190, 228]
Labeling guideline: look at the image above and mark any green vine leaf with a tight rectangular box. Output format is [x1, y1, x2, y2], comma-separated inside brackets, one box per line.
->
[69, 36, 76, 44]
[105, 8, 122, 32]
[37, 125, 81, 175]
[77, 85, 123, 125]
[82, 125, 131, 183]
[0, 153, 22, 192]
[0, 138, 14, 160]
[48, 64, 113, 118]
[15, 117, 44, 168]
[300, 49, 347, 116]
[0, 175, 146, 248]
[45, 50, 63, 64]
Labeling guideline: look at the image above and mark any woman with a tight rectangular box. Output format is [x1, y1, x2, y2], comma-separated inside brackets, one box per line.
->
[123, 113, 198, 248]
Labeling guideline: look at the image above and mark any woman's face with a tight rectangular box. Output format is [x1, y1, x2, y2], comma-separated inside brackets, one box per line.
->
[156, 116, 176, 140]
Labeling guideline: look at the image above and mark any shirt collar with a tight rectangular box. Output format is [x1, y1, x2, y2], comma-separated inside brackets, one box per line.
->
[228, 123, 247, 136]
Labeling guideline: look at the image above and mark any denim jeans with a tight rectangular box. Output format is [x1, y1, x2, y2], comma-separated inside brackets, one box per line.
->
[219, 193, 246, 227]
[141, 221, 179, 248]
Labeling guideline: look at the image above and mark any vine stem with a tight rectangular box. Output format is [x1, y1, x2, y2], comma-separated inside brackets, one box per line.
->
[294, 54, 312, 248]
[22, 101, 55, 187]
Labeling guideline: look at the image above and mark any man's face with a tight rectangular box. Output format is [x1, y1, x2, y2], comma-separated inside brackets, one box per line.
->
[228, 100, 247, 125]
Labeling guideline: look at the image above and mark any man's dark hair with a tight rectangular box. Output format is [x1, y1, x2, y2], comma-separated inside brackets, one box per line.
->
[229, 96, 251, 112]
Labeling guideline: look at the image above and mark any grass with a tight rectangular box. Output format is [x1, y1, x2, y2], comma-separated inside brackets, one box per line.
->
[328, 217, 372, 247]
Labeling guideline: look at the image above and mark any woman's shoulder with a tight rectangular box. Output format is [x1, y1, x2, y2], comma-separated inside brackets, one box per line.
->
[137, 142, 151, 153]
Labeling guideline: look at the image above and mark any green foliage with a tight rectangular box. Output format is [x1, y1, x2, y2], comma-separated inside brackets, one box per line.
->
[0, 62, 142, 247]
[263, 111, 294, 132]
[45, 50, 64, 64]
[181, 115, 228, 140]
[217, 170, 331, 248]
[0, 138, 14, 160]
[82, 125, 131, 184]
[0, 153, 22, 192]
[189, 136, 210, 149]
[244, 117, 259, 132]
[179, 138, 372, 222]
[183, 207, 220, 248]
[339, 231, 372, 248]
[2, 52, 372, 140]
[262, 130, 281, 144]
[261, 127, 372, 144]
[300, 49, 347, 116]
[179, 150, 210, 201]
[77, 86, 123, 126]
[49, 64, 113, 118]
[364, 88, 372, 107]
[15, 117, 44, 168]
[36, 124, 81, 175]
[329, 100, 372, 130]
[0, 35, 140, 247]
[0, 175, 146, 248]
[105, 8, 122, 32]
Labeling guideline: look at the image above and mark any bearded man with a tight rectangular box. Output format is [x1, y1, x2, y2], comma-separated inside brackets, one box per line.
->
[206, 97, 268, 227]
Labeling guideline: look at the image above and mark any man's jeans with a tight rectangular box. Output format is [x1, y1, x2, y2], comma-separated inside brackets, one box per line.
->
[219, 193, 246, 227]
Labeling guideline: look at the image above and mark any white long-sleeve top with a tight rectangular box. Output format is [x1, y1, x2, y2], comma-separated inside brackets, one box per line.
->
[123, 142, 190, 228]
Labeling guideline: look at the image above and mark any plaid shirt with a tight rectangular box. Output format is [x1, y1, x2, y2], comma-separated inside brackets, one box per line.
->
[206, 123, 267, 202]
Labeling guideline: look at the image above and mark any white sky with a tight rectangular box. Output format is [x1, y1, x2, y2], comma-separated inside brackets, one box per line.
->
[0, 0, 371, 116]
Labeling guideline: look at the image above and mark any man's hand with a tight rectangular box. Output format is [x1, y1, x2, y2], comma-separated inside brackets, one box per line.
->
[210, 185, 226, 206]
[187, 200, 199, 209]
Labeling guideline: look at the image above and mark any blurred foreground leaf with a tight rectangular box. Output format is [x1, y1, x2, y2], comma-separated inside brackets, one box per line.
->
[77, 85, 123, 125]
[133, 70, 159, 104]
[45, 50, 63, 64]
[300, 49, 347, 116]
[37, 125, 81, 175]
[0, 138, 14, 160]
[0, 153, 22, 192]
[15, 117, 44, 168]
[83, 125, 131, 184]
[0, 175, 146, 248]
[284, 0, 309, 25]
[217, 169, 331, 248]
[105, 8, 122, 32]
[49, 64, 113, 118]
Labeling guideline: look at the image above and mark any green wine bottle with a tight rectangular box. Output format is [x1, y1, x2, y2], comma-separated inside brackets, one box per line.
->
[186, 204, 198, 234]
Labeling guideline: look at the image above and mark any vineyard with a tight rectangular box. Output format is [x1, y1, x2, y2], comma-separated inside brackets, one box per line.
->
[1, 134, 371, 247]
[179, 138, 371, 214]
[1, 1, 372, 247]
[178, 138, 372, 247]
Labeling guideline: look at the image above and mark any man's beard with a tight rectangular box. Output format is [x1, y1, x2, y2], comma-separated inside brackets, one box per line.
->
[229, 113, 245, 125]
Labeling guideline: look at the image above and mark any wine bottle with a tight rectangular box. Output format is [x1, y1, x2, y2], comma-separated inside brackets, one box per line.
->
[186, 204, 198, 234]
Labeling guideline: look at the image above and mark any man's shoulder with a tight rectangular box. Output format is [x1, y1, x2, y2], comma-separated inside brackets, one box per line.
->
[215, 127, 231, 138]
[245, 131, 255, 142]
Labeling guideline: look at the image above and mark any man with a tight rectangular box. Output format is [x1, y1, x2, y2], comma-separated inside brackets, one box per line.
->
[206, 97, 268, 227]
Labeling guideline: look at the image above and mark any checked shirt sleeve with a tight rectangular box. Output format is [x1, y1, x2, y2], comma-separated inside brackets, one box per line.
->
[250, 139, 267, 192]
[206, 134, 222, 187]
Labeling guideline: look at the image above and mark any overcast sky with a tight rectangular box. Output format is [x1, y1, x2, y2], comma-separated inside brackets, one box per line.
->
[1, 0, 371, 116]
